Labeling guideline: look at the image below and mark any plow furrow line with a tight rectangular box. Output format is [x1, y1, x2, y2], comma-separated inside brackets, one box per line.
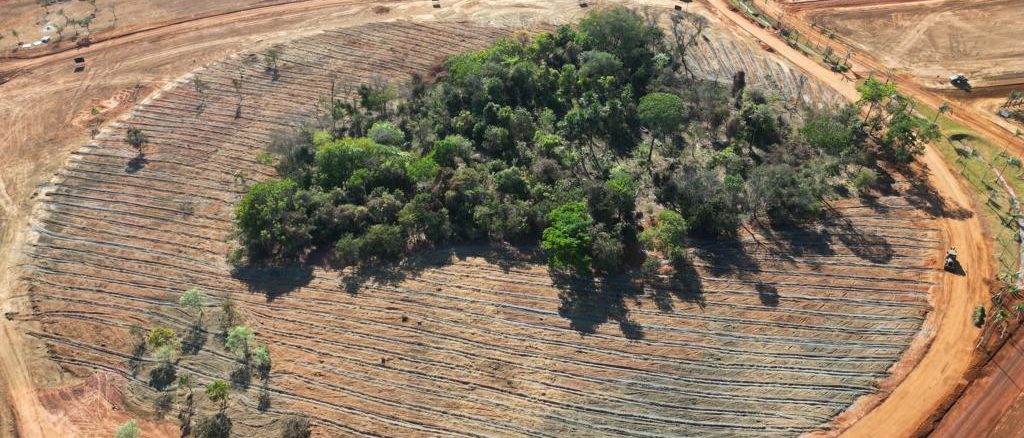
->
[421, 268, 929, 313]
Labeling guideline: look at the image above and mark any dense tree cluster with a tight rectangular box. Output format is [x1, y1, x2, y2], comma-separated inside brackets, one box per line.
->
[233, 7, 890, 276]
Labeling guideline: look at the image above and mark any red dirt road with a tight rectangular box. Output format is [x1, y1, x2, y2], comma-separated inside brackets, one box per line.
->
[703, 0, 994, 437]
[933, 329, 1024, 438]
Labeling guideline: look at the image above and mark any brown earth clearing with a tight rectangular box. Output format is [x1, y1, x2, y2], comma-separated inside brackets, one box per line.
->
[0, 0, 1000, 437]
[798, 0, 1024, 89]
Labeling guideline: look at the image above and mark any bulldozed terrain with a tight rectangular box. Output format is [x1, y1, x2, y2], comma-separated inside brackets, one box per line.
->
[0, 1, 1006, 437]
[798, 0, 1024, 89]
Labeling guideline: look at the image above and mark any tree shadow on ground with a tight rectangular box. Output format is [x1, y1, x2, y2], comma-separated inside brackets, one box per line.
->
[688, 239, 763, 277]
[758, 224, 833, 260]
[125, 154, 148, 173]
[752, 205, 894, 264]
[180, 323, 207, 355]
[898, 163, 974, 220]
[552, 271, 645, 340]
[232, 264, 314, 302]
[823, 211, 896, 264]
[755, 282, 779, 307]
[148, 362, 177, 390]
[340, 244, 537, 295]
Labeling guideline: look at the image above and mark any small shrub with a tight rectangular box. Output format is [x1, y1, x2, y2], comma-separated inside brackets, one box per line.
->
[368, 121, 405, 146]
[973, 305, 986, 328]
[195, 413, 231, 438]
[256, 151, 276, 166]
[333, 234, 360, 267]
[851, 167, 878, 194]
[281, 416, 311, 438]
[115, 420, 140, 438]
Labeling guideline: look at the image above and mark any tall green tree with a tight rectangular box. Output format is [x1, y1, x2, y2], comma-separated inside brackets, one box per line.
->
[855, 77, 896, 128]
[638, 92, 684, 166]
[542, 201, 593, 273]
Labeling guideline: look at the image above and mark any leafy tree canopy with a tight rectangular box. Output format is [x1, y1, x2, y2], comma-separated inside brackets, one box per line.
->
[542, 201, 594, 273]
[231, 7, 899, 280]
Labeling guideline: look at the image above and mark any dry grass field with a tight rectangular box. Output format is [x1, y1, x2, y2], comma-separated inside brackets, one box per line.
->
[13, 18, 951, 437]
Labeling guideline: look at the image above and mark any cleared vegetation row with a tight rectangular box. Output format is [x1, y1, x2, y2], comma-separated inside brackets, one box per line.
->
[688, 28, 843, 107]
[22, 21, 939, 437]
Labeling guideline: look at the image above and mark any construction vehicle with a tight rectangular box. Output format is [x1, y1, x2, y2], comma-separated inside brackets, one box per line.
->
[950, 74, 971, 91]
[944, 247, 958, 272]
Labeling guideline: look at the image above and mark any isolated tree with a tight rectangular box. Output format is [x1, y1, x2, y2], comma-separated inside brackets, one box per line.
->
[147, 326, 179, 389]
[263, 48, 280, 80]
[114, 420, 140, 438]
[147, 326, 177, 350]
[178, 288, 206, 323]
[218, 297, 238, 336]
[231, 72, 244, 118]
[52, 22, 65, 42]
[79, 15, 93, 34]
[177, 373, 195, 397]
[542, 201, 593, 273]
[11, 30, 22, 46]
[638, 92, 684, 166]
[193, 74, 208, 112]
[205, 380, 230, 411]
[225, 326, 254, 357]
[126, 127, 148, 156]
[252, 345, 271, 379]
[668, 11, 709, 81]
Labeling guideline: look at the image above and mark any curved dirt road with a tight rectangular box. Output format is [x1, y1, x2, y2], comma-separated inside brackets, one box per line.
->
[704, 0, 993, 436]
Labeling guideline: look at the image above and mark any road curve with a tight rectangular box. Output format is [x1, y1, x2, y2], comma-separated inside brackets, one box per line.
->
[702, 0, 994, 436]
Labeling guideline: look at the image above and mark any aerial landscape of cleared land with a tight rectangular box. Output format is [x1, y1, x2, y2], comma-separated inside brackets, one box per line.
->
[0, 1, 1022, 438]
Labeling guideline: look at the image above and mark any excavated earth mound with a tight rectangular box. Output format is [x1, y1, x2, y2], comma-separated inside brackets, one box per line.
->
[20, 20, 944, 437]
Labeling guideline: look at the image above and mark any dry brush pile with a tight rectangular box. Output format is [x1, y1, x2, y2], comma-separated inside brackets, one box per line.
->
[20, 20, 941, 437]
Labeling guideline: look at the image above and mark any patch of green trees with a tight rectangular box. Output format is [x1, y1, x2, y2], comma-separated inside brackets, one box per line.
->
[232, 7, 897, 277]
